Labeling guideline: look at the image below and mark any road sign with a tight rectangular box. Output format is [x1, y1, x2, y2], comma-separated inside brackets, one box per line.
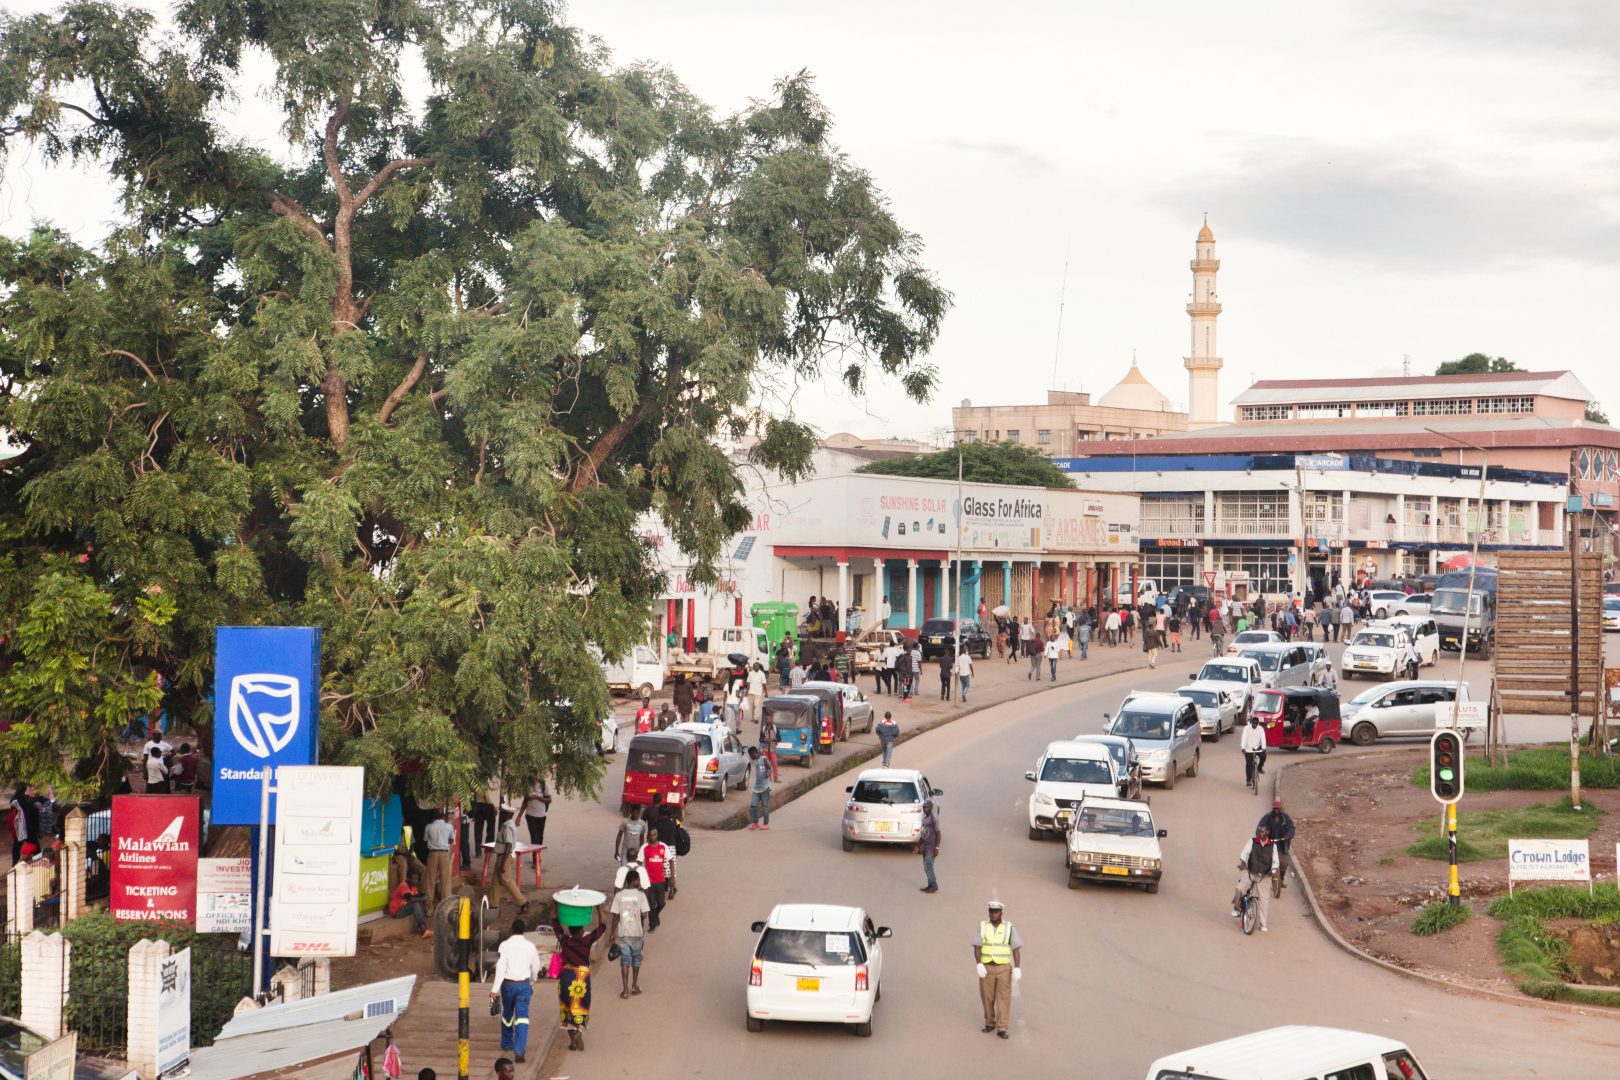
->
[1448, 702, 1487, 731]
[211, 627, 321, 825]
[1202, 570, 1218, 588]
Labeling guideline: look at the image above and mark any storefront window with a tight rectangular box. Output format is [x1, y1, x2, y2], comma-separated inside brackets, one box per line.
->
[1218, 547, 1292, 597]
[1144, 551, 1198, 590]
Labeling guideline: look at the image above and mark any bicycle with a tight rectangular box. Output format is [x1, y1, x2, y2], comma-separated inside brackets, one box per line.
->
[1272, 841, 1290, 899]
[1243, 750, 1262, 795]
[1237, 874, 1275, 935]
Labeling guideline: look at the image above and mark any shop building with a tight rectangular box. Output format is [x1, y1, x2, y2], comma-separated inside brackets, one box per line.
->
[647, 472, 1140, 652]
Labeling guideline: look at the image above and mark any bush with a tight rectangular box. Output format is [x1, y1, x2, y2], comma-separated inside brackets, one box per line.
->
[0, 940, 18, 1015]
[1488, 884, 1620, 1006]
[1412, 747, 1620, 792]
[1403, 798, 1602, 863]
[1412, 900, 1472, 936]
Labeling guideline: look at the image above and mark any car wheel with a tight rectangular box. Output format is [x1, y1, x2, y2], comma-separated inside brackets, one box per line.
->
[746, 1015, 764, 1033]
[842, 836, 855, 852]
[1351, 722, 1377, 747]
[1163, 765, 1176, 790]
[802, 755, 812, 768]
[1318, 737, 1335, 754]
[1067, 872, 1082, 890]
[715, 774, 728, 802]
[1028, 826, 1043, 841]
[875, 985, 881, 1003]
[1187, 750, 1199, 778]
[637, 682, 655, 701]
[852, 1019, 873, 1038]
[1145, 882, 1159, 894]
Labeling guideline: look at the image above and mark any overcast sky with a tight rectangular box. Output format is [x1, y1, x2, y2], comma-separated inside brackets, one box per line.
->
[4, 1, 1617, 443]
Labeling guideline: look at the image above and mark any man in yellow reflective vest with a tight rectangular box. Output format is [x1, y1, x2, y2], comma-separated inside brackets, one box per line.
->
[971, 900, 1023, 1038]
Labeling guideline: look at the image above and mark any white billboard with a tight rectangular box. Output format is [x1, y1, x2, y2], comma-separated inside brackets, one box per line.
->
[270, 765, 364, 957]
[1508, 839, 1591, 883]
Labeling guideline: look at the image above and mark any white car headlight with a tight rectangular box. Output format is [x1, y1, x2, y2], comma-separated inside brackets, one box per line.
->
[1142, 749, 1169, 762]
[1034, 793, 1055, 806]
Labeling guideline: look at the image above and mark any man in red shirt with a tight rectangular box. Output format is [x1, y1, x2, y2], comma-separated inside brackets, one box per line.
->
[388, 872, 430, 936]
[637, 836, 670, 932]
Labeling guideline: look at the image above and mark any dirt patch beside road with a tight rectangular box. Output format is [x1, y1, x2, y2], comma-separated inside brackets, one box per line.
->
[1283, 750, 1620, 997]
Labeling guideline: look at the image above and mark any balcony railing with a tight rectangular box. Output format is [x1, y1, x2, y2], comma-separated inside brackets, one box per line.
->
[1137, 519, 1545, 547]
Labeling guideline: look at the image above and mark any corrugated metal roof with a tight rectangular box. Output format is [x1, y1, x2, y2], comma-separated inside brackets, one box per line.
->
[1232, 370, 1591, 406]
[184, 976, 416, 1080]
[214, 976, 415, 1038]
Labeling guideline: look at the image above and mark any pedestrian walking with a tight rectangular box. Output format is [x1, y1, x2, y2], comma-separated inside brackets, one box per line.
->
[972, 901, 1022, 1038]
[522, 780, 551, 846]
[747, 747, 772, 830]
[1404, 637, 1421, 681]
[489, 918, 544, 1062]
[423, 809, 456, 911]
[650, 803, 681, 899]
[907, 643, 923, 700]
[955, 649, 974, 702]
[637, 832, 670, 932]
[555, 903, 607, 1052]
[609, 866, 651, 998]
[723, 679, 743, 732]
[672, 677, 693, 723]
[881, 639, 901, 695]
[938, 650, 953, 700]
[1076, 620, 1091, 659]
[758, 712, 780, 781]
[916, 799, 941, 893]
[1338, 599, 1354, 641]
[489, 812, 529, 915]
[613, 806, 648, 865]
[1044, 634, 1060, 679]
[144, 746, 170, 794]
[789, 660, 806, 688]
[876, 711, 899, 766]
[1018, 616, 1035, 659]
[1026, 633, 1043, 681]
[1168, 612, 1182, 653]
[1105, 609, 1120, 647]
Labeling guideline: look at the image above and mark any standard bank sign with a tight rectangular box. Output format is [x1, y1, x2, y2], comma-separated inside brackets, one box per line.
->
[212, 627, 321, 825]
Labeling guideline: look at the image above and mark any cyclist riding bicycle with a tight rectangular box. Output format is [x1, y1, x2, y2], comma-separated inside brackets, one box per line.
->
[1239, 714, 1267, 790]
[1257, 798, 1296, 889]
[1232, 823, 1279, 932]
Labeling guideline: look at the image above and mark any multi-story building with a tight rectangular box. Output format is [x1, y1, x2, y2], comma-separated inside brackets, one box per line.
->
[1058, 369, 1619, 599]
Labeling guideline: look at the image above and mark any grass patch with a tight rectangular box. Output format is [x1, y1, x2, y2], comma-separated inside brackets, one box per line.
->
[1403, 797, 1602, 862]
[1488, 884, 1620, 1005]
[1412, 900, 1473, 936]
[1412, 746, 1620, 792]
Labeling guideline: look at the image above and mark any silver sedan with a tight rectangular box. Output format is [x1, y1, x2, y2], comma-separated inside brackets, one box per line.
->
[800, 681, 875, 734]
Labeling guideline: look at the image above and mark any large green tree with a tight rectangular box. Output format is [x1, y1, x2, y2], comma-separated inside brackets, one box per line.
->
[0, 0, 948, 800]
[1434, 353, 1521, 375]
[856, 442, 1076, 488]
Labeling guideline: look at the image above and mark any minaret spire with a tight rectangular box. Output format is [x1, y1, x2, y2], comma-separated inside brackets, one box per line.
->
[1184, 215, 1223, 427]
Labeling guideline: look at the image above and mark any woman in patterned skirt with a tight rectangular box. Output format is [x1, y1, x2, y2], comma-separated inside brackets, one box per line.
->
[556, 902, 607, 1051]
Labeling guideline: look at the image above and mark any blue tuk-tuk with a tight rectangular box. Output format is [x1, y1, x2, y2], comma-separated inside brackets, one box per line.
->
[762, 695, 821, 768]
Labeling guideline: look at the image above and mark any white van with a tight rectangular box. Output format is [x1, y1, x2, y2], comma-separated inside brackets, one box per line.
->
[1144, 1026, 1430, 1080]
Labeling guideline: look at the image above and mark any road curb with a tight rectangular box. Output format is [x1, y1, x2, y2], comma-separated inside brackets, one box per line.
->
[1276, 759, 1618, 1020]
[705, 654, 1156, 831]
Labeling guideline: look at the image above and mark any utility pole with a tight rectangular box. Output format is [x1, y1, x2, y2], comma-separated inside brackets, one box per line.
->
[1425, 430, 1489, 736]
[954, 451, 964, 670]
[1569, 496, 1582, 811]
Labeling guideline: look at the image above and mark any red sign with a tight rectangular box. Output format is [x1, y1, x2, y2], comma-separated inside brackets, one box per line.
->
[110, 795, 200, 923]
[1203, 571, 1218, 588]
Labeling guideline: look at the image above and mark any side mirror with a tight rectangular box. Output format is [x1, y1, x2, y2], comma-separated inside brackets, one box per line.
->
[1157, 829, 1168, 838]
[845, 785, 854, 793]
[1024, 771, 1037, 782]
[1188, 673, 1198, 681]
[932, 788, 944, 797]
[750, 921, 766, 933]
[876, 926, 892, 938]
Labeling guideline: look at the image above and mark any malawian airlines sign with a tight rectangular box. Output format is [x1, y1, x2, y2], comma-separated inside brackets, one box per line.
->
[110, 795, 200, 923]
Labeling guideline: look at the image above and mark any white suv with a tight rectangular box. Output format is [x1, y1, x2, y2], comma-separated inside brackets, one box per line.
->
[1106, 693, 1202, 789]
[1025, 741, 1123, 839]
[1339, 626, 1410, 680]
[746, 904, 890, 1037]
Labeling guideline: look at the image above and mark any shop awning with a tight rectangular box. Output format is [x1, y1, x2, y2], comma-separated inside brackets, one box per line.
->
[183, 976, 415, 1080]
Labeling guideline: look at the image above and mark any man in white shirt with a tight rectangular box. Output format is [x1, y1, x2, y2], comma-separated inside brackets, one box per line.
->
[882, 642, 901, 696]
[746, 664, 767, 723]
[521, 781, 550, 846]
[489, 919, 543, 1062]
[1043, 635, 1061, 680]
[609, 869, 652, 997]
[954, 649, 974, 703]
[489, 813, 528, 914]
[1239, 715, 1267, 790]
[879, 595, 892, 628]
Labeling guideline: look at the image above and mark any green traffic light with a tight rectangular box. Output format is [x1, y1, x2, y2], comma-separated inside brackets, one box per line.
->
[1439, 768, 1454, 781]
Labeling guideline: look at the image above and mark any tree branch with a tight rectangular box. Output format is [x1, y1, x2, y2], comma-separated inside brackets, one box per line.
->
[377, 351, 430, 425]
[566, 401, 658, 494]
[353, 157, 431, 209]
[265, 191, 330, 248]
[104, 349, 161, 384]
[323, 89, 354, 204]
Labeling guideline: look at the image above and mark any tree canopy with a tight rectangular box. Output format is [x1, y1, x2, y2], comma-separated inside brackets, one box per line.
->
[856, 441, 1076, 488]
[0, 0, 948, 801]
[1435, 353, 1521, 375]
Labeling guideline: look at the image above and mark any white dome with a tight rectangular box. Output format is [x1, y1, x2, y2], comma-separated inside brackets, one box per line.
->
[1097, 362, 1172, 412]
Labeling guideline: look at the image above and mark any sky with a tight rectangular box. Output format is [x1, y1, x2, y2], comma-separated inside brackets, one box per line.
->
[3, 0, 1617, 444]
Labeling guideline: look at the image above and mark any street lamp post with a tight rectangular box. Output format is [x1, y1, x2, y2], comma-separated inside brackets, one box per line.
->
[1424, 428, 1490, 744]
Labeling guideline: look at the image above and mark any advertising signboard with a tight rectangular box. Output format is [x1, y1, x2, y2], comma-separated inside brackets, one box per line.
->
[23, 1033, 76, 1080]
[1508, 839, 1591, 884]
[270, 765, 364, 956]
[110, 796, 200, 924]
[157, 947, 191, 1077]
[211, 626, 321, 826]
[196, 857, 252, 934]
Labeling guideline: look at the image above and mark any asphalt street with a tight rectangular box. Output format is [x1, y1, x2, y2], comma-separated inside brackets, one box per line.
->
[539, 640, 1620, 1078]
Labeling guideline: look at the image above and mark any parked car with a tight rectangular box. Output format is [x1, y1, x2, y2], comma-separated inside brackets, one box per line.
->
[917, 618, 991, 660]
[1338, 626, 1411, 681]
[1393, 593, 1433, 617]
[1363, 590, 1410, 620]
[1143, 1026, 1431, 1080]
[1106, 693, 1201, 789]
[1115, 577, 1159, 606]
[1165, 584, 1211, 610]
[1189, 657, 1264, 718]
[1067, 734, 1143, 799]
[669, 720, 750, 801]
[841, 769, 942, 851]
[745, 904, 890, 1037]
[1604, 595, 1620, 632]
[1025, 740, 1124, 839]
[1237, 643, 1315, 689]
[1382, 616, 1440, 666]
[800, 680, 875, 734]
[1, 1015, 138, 1080]
[1341, 680, 1472, 745]
[1176, 682, 1240, 739]
[602, 643, 665, 699]
[1225, 629, 1281, 655]
[1296, 641, 1333, 685]
[1064, 796, 1166, 893]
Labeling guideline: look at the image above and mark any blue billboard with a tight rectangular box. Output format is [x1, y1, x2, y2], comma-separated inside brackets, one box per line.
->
[211, 627, 321, 825]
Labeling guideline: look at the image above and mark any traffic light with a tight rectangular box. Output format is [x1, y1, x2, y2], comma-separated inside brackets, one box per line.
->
[1430, 730, 1464, 804]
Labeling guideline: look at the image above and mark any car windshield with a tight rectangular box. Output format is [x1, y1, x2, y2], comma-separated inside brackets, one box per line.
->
[1430, 589, 1484, 616]
[1075, 807, 1156, 837]
[1234, 631, 1271, 643]
[1111, 710, 1171, 740]
[1242, 650, 1281, 671]
[1200, 664, 1248, 682]
[920, 620, 953, 635]
[1040, 757, 1113, 784]
[1252, 690, 1284, 713]
[764, 705, 809, 729]
[1181, 690, 1220, 707]
[1606, 598, 1620, 611]
[851, 780, 921, 805]
[1349, 686, 1391, 706]
[1353, 633, 1398, 649]
[757, 927, 865, 966]
[0, 1020, 47, 1075]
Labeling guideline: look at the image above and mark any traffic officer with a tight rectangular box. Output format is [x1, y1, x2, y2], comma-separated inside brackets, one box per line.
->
[971, 900, 1022, 1038]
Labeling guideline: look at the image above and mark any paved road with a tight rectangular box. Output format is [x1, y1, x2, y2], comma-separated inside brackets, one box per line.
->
[539, 646, 1620, 1078]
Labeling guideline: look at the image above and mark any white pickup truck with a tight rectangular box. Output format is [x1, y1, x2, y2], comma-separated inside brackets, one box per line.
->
[669, 625, 770, 683]
[603, 644, 665, 698]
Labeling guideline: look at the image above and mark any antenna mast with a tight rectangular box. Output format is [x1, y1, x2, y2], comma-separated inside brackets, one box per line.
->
[1052, 239, 1071, 386]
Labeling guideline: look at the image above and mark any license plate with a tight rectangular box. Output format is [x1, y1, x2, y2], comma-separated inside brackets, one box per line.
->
[1055, 810, 1074, 823]
[778, 741, 795, 750]
[796, 977, 820, 992]
[1355, 662, 1375, 669]
[929, 637, 943, 643]
[870, 821, 896, 833]
[1101, 865, 1130, 876]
